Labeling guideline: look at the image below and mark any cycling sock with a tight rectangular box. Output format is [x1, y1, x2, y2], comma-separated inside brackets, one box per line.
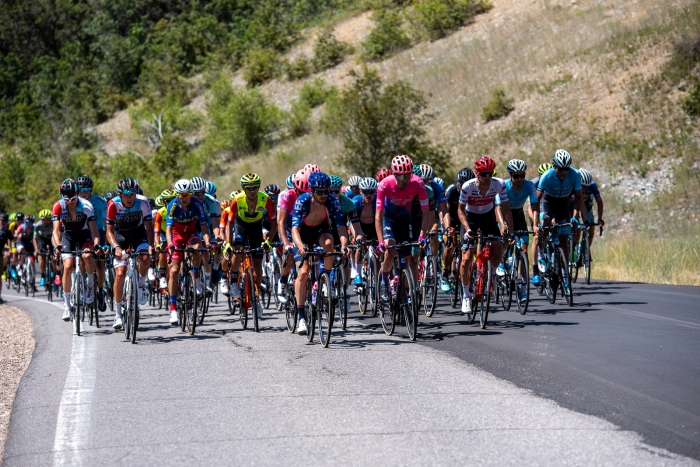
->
[115, 302, 122, 319]
[280, 274, 289, 284]
[204, 272, 211, 286]
[297, 305, 305, 320]
[192, 266, 200, 279]
[169, 295, 177, 305]
[382, 270, 391, 284]
[463, 285, 471, 299]
[64, 292, 71, 307]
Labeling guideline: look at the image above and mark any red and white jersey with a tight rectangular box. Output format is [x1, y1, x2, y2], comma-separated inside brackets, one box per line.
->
[51, 198, 95, 232]
[458, 178, 508, 214]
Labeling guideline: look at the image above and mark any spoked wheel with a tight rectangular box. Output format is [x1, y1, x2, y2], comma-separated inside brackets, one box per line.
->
[285, 291, 297, 333]
[227, 278, 235, 315]
[318, 273, 333, 348]
[401, 268, 418, 341]
[72, 275, 83, 336]
[422, 256, 437, 317]
[358, 257, 370, 315]
[305, 281, 315, 342]
[514, 251, 530, 315]
[261, 275, 271, 310]
[182, 271, 197, 335]
[129, 274, 139, 343]
[558, 248, 574, 307]
[478, 261, 492, 329]
[570, 237, 580, 284]
[369, 257, 378, 317]
[273, 257, 284, 311]
[335, 266, 348, 331]
[107, 267, 115, 311]
[198, 278, 209, 326]
[468, 268, 478, 324]
[248, 268, 259, 333]
[582, 236, 592, 285]
[378, 269, 394, 336]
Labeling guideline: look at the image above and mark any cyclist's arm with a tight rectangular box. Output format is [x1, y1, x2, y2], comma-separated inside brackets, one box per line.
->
[33, 232, 38, 252]
[106, 224, 118, 249]
[278, 209, 290, 245]
[52, 221, 62, 250]
[200, 223, 211, 246]
[336, 225, 349, 250]
[351, 219, 363, 240]
[166, 225, 173, 247]
[265, 198, 278, 240]
[374, 208, 385, 245]
[420, 206, 432, 239]
[571, 189, 583, 220]
[291, 226, 304, 253]
[457, 203, 469, 234]
[595, 196, 604, 225]
[88, 220, 100, 249]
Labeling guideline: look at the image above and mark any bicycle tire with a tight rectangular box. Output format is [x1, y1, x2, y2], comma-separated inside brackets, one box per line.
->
[107, 267, 115, 311]
[558, 248, 574, 307]
[285, 292, 297, 333]
[402, 268, 418, 341]
[227, 278, 235, 315]
[335, 265, 348, 331]
[514, 251, 530, 315]
[198, 278, 208, 326]
[124, 276, 133, 341]
[248, 268, 259, 333]
[94, 280, 100, 329]
[583, 234, 591, 285]
[273, 256, 283, 311]
[570, 236, 579, 284]
[73, 273, 82, 336]
[369, 256, 379, 317]
[179, 275, 187, 332]
[305, 278, 315, 342]
[469, 267, 478, 324]
[186, 270, 198, 335]
[378, 268, 395, 336]
[89, 282, 95, 327]
[261, 276, 271, 309]
[318, 273, 332, 347]
[238, 277, 248, 330]
[422, 255, 436, 317]
[479, 261, 492, 329]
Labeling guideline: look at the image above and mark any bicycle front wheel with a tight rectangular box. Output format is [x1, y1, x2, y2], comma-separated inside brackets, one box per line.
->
[248, 268, 259, 333]
[285, 288, 297, 333]
[401, 268, 418, 341]
[558, 248, 574, 307]
[73, 274, 83, 336]
[378, 269, 394, 336]
[514, 251, 530, 315]
[422, 256, 437, 317]
[478, 261, 492, 329]
[583, 235, 592, 285]
[337, 265, 348, 331]
[318, 273, 332, 347]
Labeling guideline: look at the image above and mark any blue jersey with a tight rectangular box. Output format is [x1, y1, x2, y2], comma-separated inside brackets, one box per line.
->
[292, 193, 345, 228]
[90, 194, 107, 231]
[166, 197, 208, 236]
[583, 182, 601, 208]
[352, 194, 377, 216]
[430, 181, 447, 205]
[536, 168, 582, 198]
[505, 179, 537, 210]
[199, 193, 222, 233]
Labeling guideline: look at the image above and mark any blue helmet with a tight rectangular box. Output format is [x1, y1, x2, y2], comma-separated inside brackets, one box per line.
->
[308, 172, 331, 190]
[286, 174, 295, 189]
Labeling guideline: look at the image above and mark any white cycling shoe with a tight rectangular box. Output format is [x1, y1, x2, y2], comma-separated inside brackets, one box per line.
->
[169, 310, 179, 325]
[138, 283, 149, 305]
[277, 280, 287, 304]
[62, 305, 71, 322]
[159, 277, 168, 290]
[461, 297, 472, 314]
[297, 317, 307, 335]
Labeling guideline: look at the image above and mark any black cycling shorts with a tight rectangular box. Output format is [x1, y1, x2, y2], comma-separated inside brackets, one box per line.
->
[61, 230, 94, 257]
[294, 222, 332, 263]
[115, 225, 150, 252]
[234, 217, 265, 259]
[463, 208, 501, 250]
[541, 195, 571, 224]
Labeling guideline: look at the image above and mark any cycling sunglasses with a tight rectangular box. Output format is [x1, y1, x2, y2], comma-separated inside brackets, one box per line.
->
[361, 190, 376, 195]
[62, 195, 78, 202]
[479, 171, 494, 177]
[177, 192, 192, 199]
[314, 189, 330, 196]
[244, 185, 260, 191]
[120, 189, 138, 195]
[79, 187, 92, 193]
[510, 173, 526, 179]
[330, 189, 340, 195]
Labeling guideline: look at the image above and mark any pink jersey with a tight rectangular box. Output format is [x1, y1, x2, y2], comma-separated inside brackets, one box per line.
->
[376, 174, 429, 216]
[277, 189, 299, 228]
[459, 178, 508, 214]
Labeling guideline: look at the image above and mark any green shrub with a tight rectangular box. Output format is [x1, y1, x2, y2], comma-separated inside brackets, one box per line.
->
[243, 48, 280, 87]
[285, 56, 313, 80]
[409, 0, 492, 41]
[361, 9, 411, 61]
[482, 89, 515, 122]
[298, 77, 337, 108]
[312, 28, 353, 72]
[682, 79, 700, 117]
[287, 100, 312, 137]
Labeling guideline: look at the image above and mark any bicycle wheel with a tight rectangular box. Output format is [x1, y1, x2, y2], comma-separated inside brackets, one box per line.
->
[571, 240, 580, 283]
[73, 273, 83, 336]
[422, 255, 437, 317]
[501, 256, 513, 312]
[248, 268, 259, 333]
[238, 276, 248, 330]
[186, 270, 198, 335]
[273, 256, 283, 310]
[558, 248, 574, 307]
[47, 261, 53, 302]
[478, 261, 492, 329]
[378, 269, 395, 336]
[93, 279, 100, 329]
[305, 278, 315, 342]
[227, 276, 235, 315]
[401, 268, 418, 341]
[124, 274, 134, 340]
[337, 264, 348, 331]
[469, 267, 478, 325]
[89, 281, 95, 327]
[318, 272, 332, 347]
[284, 289, 297, 333]
[583, 235, 592, 285]
[198, 277, 208, 326]
[514, 251, 530, 315]
[107, 267, 115, 311]
[369, 256, 379, 317]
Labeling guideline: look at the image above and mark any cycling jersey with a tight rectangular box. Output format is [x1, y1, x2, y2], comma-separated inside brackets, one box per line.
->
[0, 227, 12, 250]
[430, 180, 447, 206]
[219, 207, 231, 230]
[352, 193, 377, 240]
[201, 193, 222, 227]
[376, 175, 428, 216]
[583, 182, 601, 209]
[89, 194, 107, 231]
[154, 207, 167, 234]
[277, 189, 299, 229]
[231, 192, 275, 224]
[445, 183, 461, 228]
[292, 193, 344, 228]
[338, 193, 359, 224]
[505, 179, 537, 210]
[105, 195, 152, 231]
[15, 222, 34, 243]
[52, 198, 96, 232]
[351, 194, 376, 215]
[459, 178, 508, 214]
[536, 168, 582, 198]
[166, 197, 208, 238]
[34, 221, 52, 239]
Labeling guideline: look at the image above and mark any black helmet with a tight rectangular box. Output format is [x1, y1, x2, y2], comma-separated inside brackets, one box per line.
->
[15, 212, 24, 221]
[26, 214, 35, 223]
[60, 179, 78, 198]
[264, 184, 280, 197]
[0, 213, 8, 222]
[116, 178, 140, 195]
[76, 175, 94, 190]
[148, 198, 156, 209]
[458, 168, 475, 183]
[104, 190, 117, 201]
[136, 185, 144, 196]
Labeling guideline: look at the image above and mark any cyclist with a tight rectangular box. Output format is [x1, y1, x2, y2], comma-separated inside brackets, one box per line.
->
[345, 175, 362, 198]
[457, 156, 513, 313]
[575, 168, 604, 260]
[276, 169, 308, 304]
[441, 168, 475, 291]
[263, 184, 281, 243]
[500, 159, 537, 304]
[434, 177, 444, 187]
[77, 175, 108, 310]
[0, 213, 12, 303]
[52, 179, 101, 321]
[416, 164, 444, 266]
[206, 181, 217, 199]
[532, 163, 553, 190]
[228, 173, 277, 318]
[292, 171, 349, 334]
[166, 179, 211, 325]
[535, 149, 582, 281]
[330, 175, 362, 286]
[105, 178, 154, 330]
[8, 212, 22, 278]
[105, 190, 118, 203]
[376, 168, 392, 182]
[34, 210, 55, 288]
[376, 155, 431, 303]
[154, 189, 176, 291]
[14, 213, 36, 288]
[351, 177, 378, 286]
[191, 177, 221, 294]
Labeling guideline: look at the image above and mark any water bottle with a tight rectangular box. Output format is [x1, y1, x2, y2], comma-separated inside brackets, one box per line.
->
[390, 275, 399, 297]
[311, 281, 318, 303]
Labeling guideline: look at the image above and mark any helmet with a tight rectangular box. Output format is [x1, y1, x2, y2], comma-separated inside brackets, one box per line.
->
[240, 173, 261, 188]
[538, 163, 553, 175]
[348, 175, 362, 186]
[155, 196, 164, 208]
[458, 168, 475, 183]
[220, 200, 230, 209]
[264, 184, 280, 196]
[117, 178, 140, 195]
[229, 190, 241, 200]
[391, 155, 413, 175]
[26, 214, 35, 223]
[39, 209, 51, 219]
[376, 168, 392, 182]
[173, 179, 192, 194]
[0, 213, 8, 222]
[206, 181, 217, 195]
[15, 212, 24, 221]
[359, 177, 378, 190]
[308, 172, 331, 190]
[104, 190, 117, 202]
[413, 164, 422, 176]
[474, 156, 496, 172]
[328, 175, 343, 189]
[136, 185, 144, 196]
[160, 189, 176, 202]
[303, 164, 321, 174]
[286, 174, 295, 189]
[190, 176, 207, 193]
[433, 177, 444, 187]
[60, 179, 78, 198]
[294, 169, 310, 193]
[8, 213, 15, 222]
[507, 159, 527, 173]
[552, 149, 572, 168]
[579, 168, 593, 186]
[418, 164, 434, 181]
[76, 175, 94, 190]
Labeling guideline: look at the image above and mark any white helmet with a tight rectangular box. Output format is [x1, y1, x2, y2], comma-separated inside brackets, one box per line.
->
[174, 179, 192, 194]
[190, 176, 207, 193]
[507, 159, 527, 173]
[433, 177, 444, 187]
[348, 176, 362, 186]
[359, 177, 378, 190]
[579, 168, 593, 186]
[552, 149, 572, 168]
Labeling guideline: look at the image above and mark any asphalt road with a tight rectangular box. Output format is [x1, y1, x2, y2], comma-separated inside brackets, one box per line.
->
[2, 278, 699, 466]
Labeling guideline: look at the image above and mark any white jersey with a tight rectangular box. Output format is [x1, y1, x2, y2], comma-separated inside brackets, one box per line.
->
[459, 178, 508, 214]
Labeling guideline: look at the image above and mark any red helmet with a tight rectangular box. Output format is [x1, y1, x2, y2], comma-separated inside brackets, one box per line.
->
[376, 168, 392, 182]
[294, 169, 310, 193]
[391, 155, 413, 175]
[303, 164, 320, 174]
[474, 156, 496, 173]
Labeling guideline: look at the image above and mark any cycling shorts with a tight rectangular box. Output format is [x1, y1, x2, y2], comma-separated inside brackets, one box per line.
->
[113, 226, 150, 268]
[36, 237, 52, 254]
[382, 212, 415, 256]
[463, 208, 501, 250]
[512, 208, 529, 246]
[360, 221, 378, 242]
[15, 238, 35, 254]
[541, 195, 572, 234]
[61, 230, 94, 260]
[294, 222, 332, 263]
[171, 232, 203, 262]
[234, 218, 264, 259]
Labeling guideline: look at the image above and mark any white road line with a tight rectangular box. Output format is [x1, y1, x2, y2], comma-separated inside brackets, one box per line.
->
[597, 304, 700, 330]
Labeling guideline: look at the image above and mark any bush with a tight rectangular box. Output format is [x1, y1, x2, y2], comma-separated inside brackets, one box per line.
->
[285, 56, 313, 80]
[312, 28, 353, 72]
[482, 89, 515, 122]
[287, 100, 312, 137]
[298, 77, 337, 108]
[243, 48, 280, 87]
[682, 79, 700, 117]
[361, 9, 411, 61]
[409, 0, 492, 41]
[321, 66, 450, 175]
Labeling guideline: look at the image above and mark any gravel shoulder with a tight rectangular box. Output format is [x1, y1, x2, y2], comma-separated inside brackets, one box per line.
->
[0, 305, 35, 460]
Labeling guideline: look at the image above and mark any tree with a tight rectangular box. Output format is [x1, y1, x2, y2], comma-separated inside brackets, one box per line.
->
[321, 66, 450, 175]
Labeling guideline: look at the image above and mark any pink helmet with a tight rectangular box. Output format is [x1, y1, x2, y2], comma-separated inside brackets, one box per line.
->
[294, 169, 311, 193]
[303, 164, 320, 174]
[391, 155, 413, 175]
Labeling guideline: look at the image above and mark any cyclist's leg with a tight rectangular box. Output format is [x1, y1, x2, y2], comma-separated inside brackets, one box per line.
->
[96, 229, 106, 288]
